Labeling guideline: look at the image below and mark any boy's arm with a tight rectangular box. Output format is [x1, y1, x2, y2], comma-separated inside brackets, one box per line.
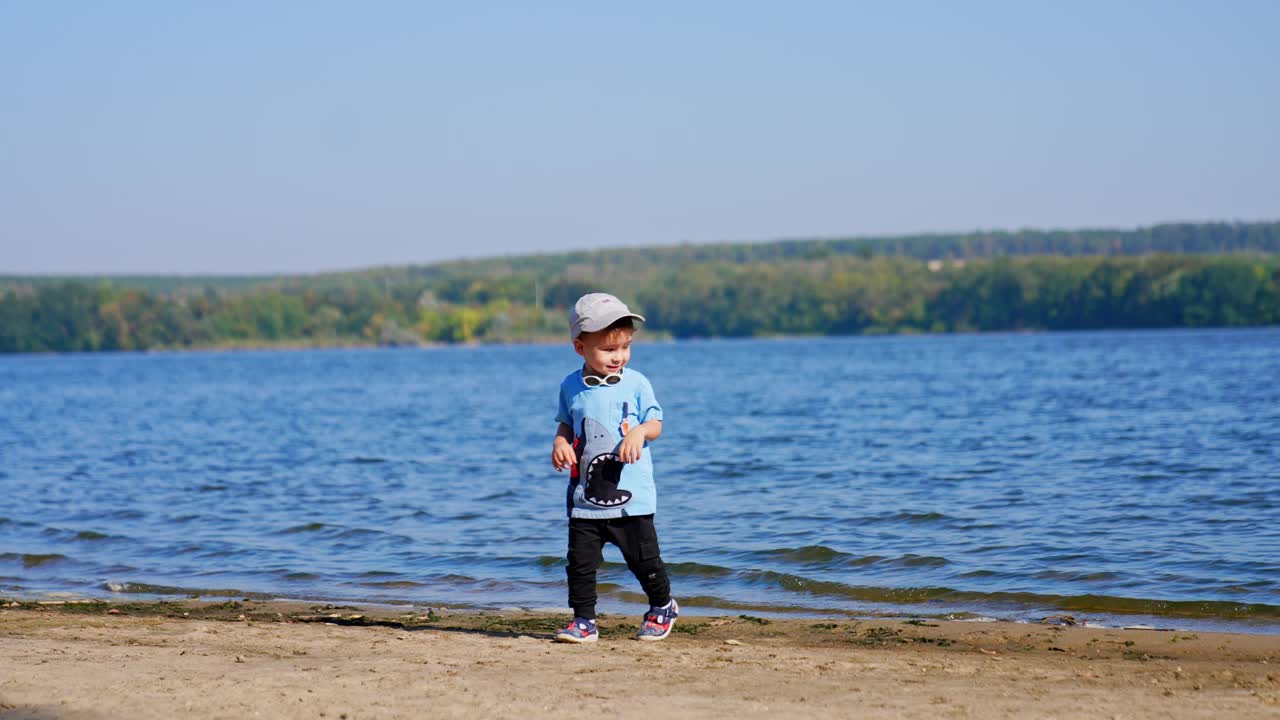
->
[552, 422, 576, 471]
[617, 419, 661, 464]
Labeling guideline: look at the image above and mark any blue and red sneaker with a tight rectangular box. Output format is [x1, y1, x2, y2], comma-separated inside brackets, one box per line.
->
[636, 599, 679, 641]
[554, 617, 598, 643]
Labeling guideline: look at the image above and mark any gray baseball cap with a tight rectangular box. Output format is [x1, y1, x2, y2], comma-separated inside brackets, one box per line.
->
[570, 293, 646, 339]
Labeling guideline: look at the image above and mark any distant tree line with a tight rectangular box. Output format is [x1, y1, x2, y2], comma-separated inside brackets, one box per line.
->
[3, 220, 1277, 297]
[2, 253, 1277, 353]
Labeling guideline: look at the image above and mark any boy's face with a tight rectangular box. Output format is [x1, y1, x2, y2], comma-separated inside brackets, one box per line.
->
[574, 327, 633, 377]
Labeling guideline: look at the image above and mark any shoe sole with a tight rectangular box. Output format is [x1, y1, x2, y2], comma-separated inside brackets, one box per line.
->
[554, 633, 598, 644]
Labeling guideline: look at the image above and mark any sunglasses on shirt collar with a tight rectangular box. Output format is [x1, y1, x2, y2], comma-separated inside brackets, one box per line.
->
[582, 369, 623, 387]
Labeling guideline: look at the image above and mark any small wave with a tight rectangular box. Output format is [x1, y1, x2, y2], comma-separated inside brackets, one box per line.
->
[703, 462, 752, 479]
[279, 522, 327, 534]
[479, 490, 519, 501]
[195, 484, 227, 492]
[890, 511, 951, 523]
[665, 561, 735, 578]
[346, 457, 389, 464]
[1219, 583, 1270, 594]
[605, 589, 861, 615]
[74, 531, 111, 541]
[1032, 570, 1122, 583]
[883, 554, 951, 568]
[742, 570, 859, 596]
[535, 556, 564, 567]
[1, 553, 69, 569]
[282, 572, 321, 581]
[741, 570, 957, 603]
[756, 545, 854, 564]
[358, 580, 427, 589]
[916, 587, 1280, 620]
[962, 467, 1002, 475]
[334, 527, 407, 541]
[856, 511, 955, 525]
[101, 581, 274, 599]
[1041, 552, 1093, 563]
[434, 574, 478, 584]
[1050, 594, 1280, 619]
[954, 522, 1002, 531]
[358, 570, 401, 578]
[705, 571, 1280, 620]
[1209, 496, 1266, 508]
[1201, 517, 1252, 526]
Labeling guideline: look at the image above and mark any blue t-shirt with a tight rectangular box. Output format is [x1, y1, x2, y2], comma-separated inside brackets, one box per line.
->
[556, 367, 663, 519]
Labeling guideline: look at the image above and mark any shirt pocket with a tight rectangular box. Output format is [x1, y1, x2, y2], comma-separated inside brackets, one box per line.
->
[612, 400, 634, 436]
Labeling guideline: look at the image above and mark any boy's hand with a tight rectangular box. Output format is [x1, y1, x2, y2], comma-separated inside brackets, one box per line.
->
[618, 428, 647, 464]
[552, 438, 576, 472]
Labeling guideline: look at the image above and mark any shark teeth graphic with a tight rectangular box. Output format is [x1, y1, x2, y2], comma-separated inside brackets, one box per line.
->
[583, 452, 632, 508]
[585, 496, 631, 507]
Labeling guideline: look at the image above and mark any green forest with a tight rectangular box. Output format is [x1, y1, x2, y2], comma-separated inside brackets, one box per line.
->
[3, 222, 1279, 353]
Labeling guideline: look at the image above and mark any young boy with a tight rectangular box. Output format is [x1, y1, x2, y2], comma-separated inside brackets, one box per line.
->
[551, 293, 678, 643]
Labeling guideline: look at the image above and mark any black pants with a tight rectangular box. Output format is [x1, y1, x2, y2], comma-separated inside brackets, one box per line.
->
[566, 514, 670, 620]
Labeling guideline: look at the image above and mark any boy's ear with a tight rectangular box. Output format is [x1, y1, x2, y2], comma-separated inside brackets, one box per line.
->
[572, 338, 585, 357]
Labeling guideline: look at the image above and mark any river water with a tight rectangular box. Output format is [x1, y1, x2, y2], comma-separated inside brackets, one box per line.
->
[2, 328, 1278, 632]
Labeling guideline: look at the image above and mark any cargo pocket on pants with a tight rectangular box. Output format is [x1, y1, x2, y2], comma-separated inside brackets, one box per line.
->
[638, 538, 661, 563]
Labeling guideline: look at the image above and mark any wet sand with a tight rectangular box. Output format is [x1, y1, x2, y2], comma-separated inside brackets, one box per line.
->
[1, 600, 1277, 719]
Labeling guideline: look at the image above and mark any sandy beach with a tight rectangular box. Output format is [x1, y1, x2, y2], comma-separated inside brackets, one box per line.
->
[1, 600, 1277, 719]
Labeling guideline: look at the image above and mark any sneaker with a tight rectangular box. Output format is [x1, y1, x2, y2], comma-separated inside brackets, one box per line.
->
[636, 599, 679, 641]
[554, 617, 598, 643]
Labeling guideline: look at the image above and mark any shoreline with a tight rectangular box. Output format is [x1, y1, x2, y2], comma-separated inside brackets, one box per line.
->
[2, 324, 1276, 357]
[9, 581, 1280, 637]
[6, 594, 1279, 644]
[2, 599, 1277, 718]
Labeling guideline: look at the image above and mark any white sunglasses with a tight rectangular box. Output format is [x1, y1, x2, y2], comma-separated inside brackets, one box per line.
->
[582, 371, 623, 387]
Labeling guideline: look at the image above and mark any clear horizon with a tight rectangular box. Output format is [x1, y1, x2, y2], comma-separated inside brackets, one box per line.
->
[1, 218, 1276, 278]
[3, 2, 1277, 274]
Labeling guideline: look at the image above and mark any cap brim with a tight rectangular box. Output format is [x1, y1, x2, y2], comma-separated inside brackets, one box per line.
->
[577, 311, 645, 334]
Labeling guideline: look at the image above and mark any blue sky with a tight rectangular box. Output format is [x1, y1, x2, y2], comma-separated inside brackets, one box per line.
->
[2, 1, 1276, 274]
